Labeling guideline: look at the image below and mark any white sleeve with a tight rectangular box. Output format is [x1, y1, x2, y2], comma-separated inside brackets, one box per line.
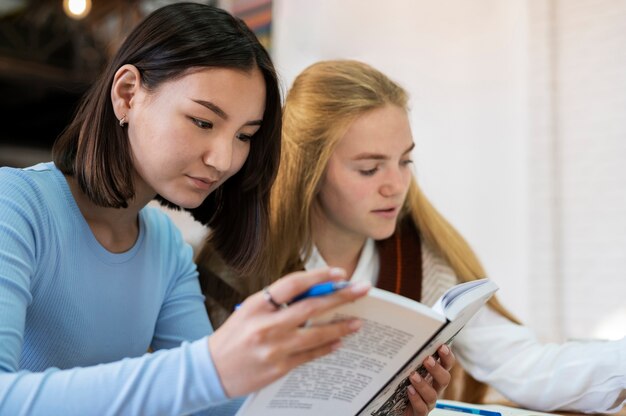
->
[452, 306, 626, 413]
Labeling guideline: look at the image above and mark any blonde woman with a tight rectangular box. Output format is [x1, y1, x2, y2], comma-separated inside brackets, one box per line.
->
[199, 60, 625, 414]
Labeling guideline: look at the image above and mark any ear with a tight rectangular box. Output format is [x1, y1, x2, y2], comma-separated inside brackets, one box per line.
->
[111, 64, 142, 121]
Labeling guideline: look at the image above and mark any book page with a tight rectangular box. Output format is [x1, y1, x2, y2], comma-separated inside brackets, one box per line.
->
[235, 289, 445, 416]
[433, 279, 499, 320]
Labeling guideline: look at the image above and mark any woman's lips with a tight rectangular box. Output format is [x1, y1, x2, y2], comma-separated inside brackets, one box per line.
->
[371, 207, 398, 218]
[188, 175, 216, 191]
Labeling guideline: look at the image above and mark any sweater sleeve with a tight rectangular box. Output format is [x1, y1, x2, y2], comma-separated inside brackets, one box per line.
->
[0, 170, 230, 415]
[453, 306, 626, 413]
[0, 337, 229, 415]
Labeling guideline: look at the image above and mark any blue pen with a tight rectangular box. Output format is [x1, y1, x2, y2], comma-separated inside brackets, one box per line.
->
[234, 281, 351, 310]
[291, 281, 351, 303]
[435, 403, 502, 416]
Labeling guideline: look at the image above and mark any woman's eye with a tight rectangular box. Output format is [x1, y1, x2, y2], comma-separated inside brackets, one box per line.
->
[401, 159, 414, 167]
[189, 117, 213, 130]
[359, 167, 378, 176]
[236, 133, 253, 142]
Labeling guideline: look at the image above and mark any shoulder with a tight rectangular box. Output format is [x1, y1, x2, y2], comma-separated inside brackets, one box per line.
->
[140, 204, 205, 276]
[0, 162, 57, 196]
[0, 163, 61, 221]
[142, 204, 178, 229]
[421, 241, 459, 306]
[143, 202, 209, 252]
[0, 163, 64, 273]
[141, 204, 187, 248]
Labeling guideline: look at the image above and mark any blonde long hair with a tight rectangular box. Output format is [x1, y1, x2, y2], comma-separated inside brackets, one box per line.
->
[265, 60, 520, 401]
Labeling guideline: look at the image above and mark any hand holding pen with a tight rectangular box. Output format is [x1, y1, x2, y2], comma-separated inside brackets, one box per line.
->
[210, 267, 371, 398]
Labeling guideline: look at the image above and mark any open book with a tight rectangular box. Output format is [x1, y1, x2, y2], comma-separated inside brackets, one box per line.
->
[236, 278, 498, 416]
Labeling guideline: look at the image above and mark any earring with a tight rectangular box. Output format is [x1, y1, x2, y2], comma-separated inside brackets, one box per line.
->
[119, 114, 127, 127]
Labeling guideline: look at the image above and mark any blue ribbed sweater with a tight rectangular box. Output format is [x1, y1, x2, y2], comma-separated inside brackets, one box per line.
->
[0, 162, 242, 415]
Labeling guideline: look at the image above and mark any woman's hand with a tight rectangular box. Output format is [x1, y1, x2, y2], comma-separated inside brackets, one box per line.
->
[404, 344, 456, 416]
[208, 267, 371, 397]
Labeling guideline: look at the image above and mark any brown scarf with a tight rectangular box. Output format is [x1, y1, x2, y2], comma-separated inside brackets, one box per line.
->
[375, 219, 422, 302]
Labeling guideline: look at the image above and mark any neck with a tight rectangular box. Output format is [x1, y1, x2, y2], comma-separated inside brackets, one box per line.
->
[311, 217, 366, 279]
[66, 175, 154, 253]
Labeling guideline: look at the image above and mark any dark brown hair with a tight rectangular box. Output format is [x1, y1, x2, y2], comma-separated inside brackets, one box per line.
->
[52, 2, 281, 274]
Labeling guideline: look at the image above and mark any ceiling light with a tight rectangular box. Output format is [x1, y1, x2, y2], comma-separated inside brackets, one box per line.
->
[63, 0, 92, 20]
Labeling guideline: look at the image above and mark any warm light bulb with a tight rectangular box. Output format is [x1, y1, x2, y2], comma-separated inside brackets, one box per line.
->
[63, 0, 92, 20]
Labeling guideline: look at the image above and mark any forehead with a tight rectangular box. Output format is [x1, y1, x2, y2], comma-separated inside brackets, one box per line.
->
[148, 67, 266, 116]
[169, 66, 263, 89]
[333, 104, 412, 157]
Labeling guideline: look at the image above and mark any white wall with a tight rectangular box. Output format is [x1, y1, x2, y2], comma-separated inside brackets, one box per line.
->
[555, 0, 626, 341]
[527, 0, 626, 341]
[273, 0, 532, 325]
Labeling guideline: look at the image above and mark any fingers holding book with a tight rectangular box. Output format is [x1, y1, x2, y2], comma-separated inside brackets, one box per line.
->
[431, 344, 455, 392]
[404, 344, 456, 416]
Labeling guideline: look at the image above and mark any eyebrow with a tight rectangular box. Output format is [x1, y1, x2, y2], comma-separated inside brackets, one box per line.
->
[192, 99, 263, 126]
[352, 142, 415, 161]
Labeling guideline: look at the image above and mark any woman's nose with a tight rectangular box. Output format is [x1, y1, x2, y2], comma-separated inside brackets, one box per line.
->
[379, 168, 405, 197]
[202, 135, 233, 173]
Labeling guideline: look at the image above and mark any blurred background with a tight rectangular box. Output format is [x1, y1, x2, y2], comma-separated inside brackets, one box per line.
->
[0, 0, 624, 343]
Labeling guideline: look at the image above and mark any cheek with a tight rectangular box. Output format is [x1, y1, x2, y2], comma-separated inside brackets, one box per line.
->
[320, 165, 372, 215]
[318, 190, 355, 226]
[321, 178, 365, 213]
[129, 111, 173, 157]
[342, 176, 374, 203]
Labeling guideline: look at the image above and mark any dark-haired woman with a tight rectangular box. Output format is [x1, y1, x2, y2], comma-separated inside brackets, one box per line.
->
[0, 4, 369, 415]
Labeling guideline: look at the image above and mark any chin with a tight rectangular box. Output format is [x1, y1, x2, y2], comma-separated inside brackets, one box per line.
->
[160, 192, 208, 210]
[178, 201, 204, 210]
[371, 227, 397, 241]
